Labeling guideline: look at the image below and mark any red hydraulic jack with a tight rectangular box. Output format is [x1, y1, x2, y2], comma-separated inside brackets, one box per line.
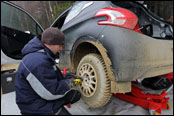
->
[113, 73, 173, 115]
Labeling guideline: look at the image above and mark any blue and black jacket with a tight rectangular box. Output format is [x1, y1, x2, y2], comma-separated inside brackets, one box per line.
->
[15, 36, 73, 115]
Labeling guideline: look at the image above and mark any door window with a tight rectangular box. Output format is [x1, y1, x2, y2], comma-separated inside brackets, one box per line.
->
[1, 2, 42, 35]
[1, 2, 43, 59]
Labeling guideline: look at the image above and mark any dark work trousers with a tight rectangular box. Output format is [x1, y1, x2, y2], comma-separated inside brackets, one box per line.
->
[22, 108, 71, 115]
[22, 90, 81, 115]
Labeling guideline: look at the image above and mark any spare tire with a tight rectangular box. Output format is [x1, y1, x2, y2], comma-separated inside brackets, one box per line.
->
[76, 53, 111, 108]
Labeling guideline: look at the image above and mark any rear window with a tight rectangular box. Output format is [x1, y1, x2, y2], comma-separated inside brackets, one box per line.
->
[64, 1, 93, 24]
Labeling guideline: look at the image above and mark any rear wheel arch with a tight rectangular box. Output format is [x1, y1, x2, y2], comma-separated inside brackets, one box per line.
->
[71, 36, 115, 82]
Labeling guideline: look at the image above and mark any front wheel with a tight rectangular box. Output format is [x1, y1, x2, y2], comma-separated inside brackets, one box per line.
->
[76, 53, 111, 108]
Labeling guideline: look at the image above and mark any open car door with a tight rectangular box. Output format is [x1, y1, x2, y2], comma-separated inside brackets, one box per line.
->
[1, 1, 44, 65]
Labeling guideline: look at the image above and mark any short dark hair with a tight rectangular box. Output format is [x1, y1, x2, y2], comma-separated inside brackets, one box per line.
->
[41, 27, 64, 45]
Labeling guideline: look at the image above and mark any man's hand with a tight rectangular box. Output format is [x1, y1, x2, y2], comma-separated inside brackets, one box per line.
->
[65, 73, 79, 79]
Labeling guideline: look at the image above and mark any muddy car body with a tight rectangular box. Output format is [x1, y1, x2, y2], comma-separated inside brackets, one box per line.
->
[52, 1, 173, 107]
[1, 1, 173, 108]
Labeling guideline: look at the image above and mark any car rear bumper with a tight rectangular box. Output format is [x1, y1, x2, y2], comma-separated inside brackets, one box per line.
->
[100, 26, 173, 81]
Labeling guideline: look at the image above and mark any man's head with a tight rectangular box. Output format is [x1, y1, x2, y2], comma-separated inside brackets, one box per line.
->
[41, 27, 64, 54]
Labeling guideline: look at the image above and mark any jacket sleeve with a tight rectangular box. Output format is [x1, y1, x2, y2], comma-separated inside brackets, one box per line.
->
[25, 60, 73, 101]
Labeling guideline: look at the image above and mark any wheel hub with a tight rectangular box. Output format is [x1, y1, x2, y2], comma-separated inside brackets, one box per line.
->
[78, 63, 97, 97]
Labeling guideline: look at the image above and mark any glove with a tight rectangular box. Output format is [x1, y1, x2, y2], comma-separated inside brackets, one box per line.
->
[63, 89, 81, 105]
[65, 72, 83, 82]
[65, 73, 80, 79]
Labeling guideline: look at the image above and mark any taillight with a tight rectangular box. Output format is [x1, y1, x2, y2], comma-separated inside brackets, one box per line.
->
[94, 8, 138, 30]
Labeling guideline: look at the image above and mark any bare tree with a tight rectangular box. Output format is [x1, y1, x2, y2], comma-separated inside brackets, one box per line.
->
[10, 1, 74, 29]
[43, 1, 50, 23]
[55, 1, 59, 9]
[48, 1, 54, 18]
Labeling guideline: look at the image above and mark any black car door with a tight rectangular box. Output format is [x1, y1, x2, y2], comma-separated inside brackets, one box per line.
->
[1, 1, 44, 60]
